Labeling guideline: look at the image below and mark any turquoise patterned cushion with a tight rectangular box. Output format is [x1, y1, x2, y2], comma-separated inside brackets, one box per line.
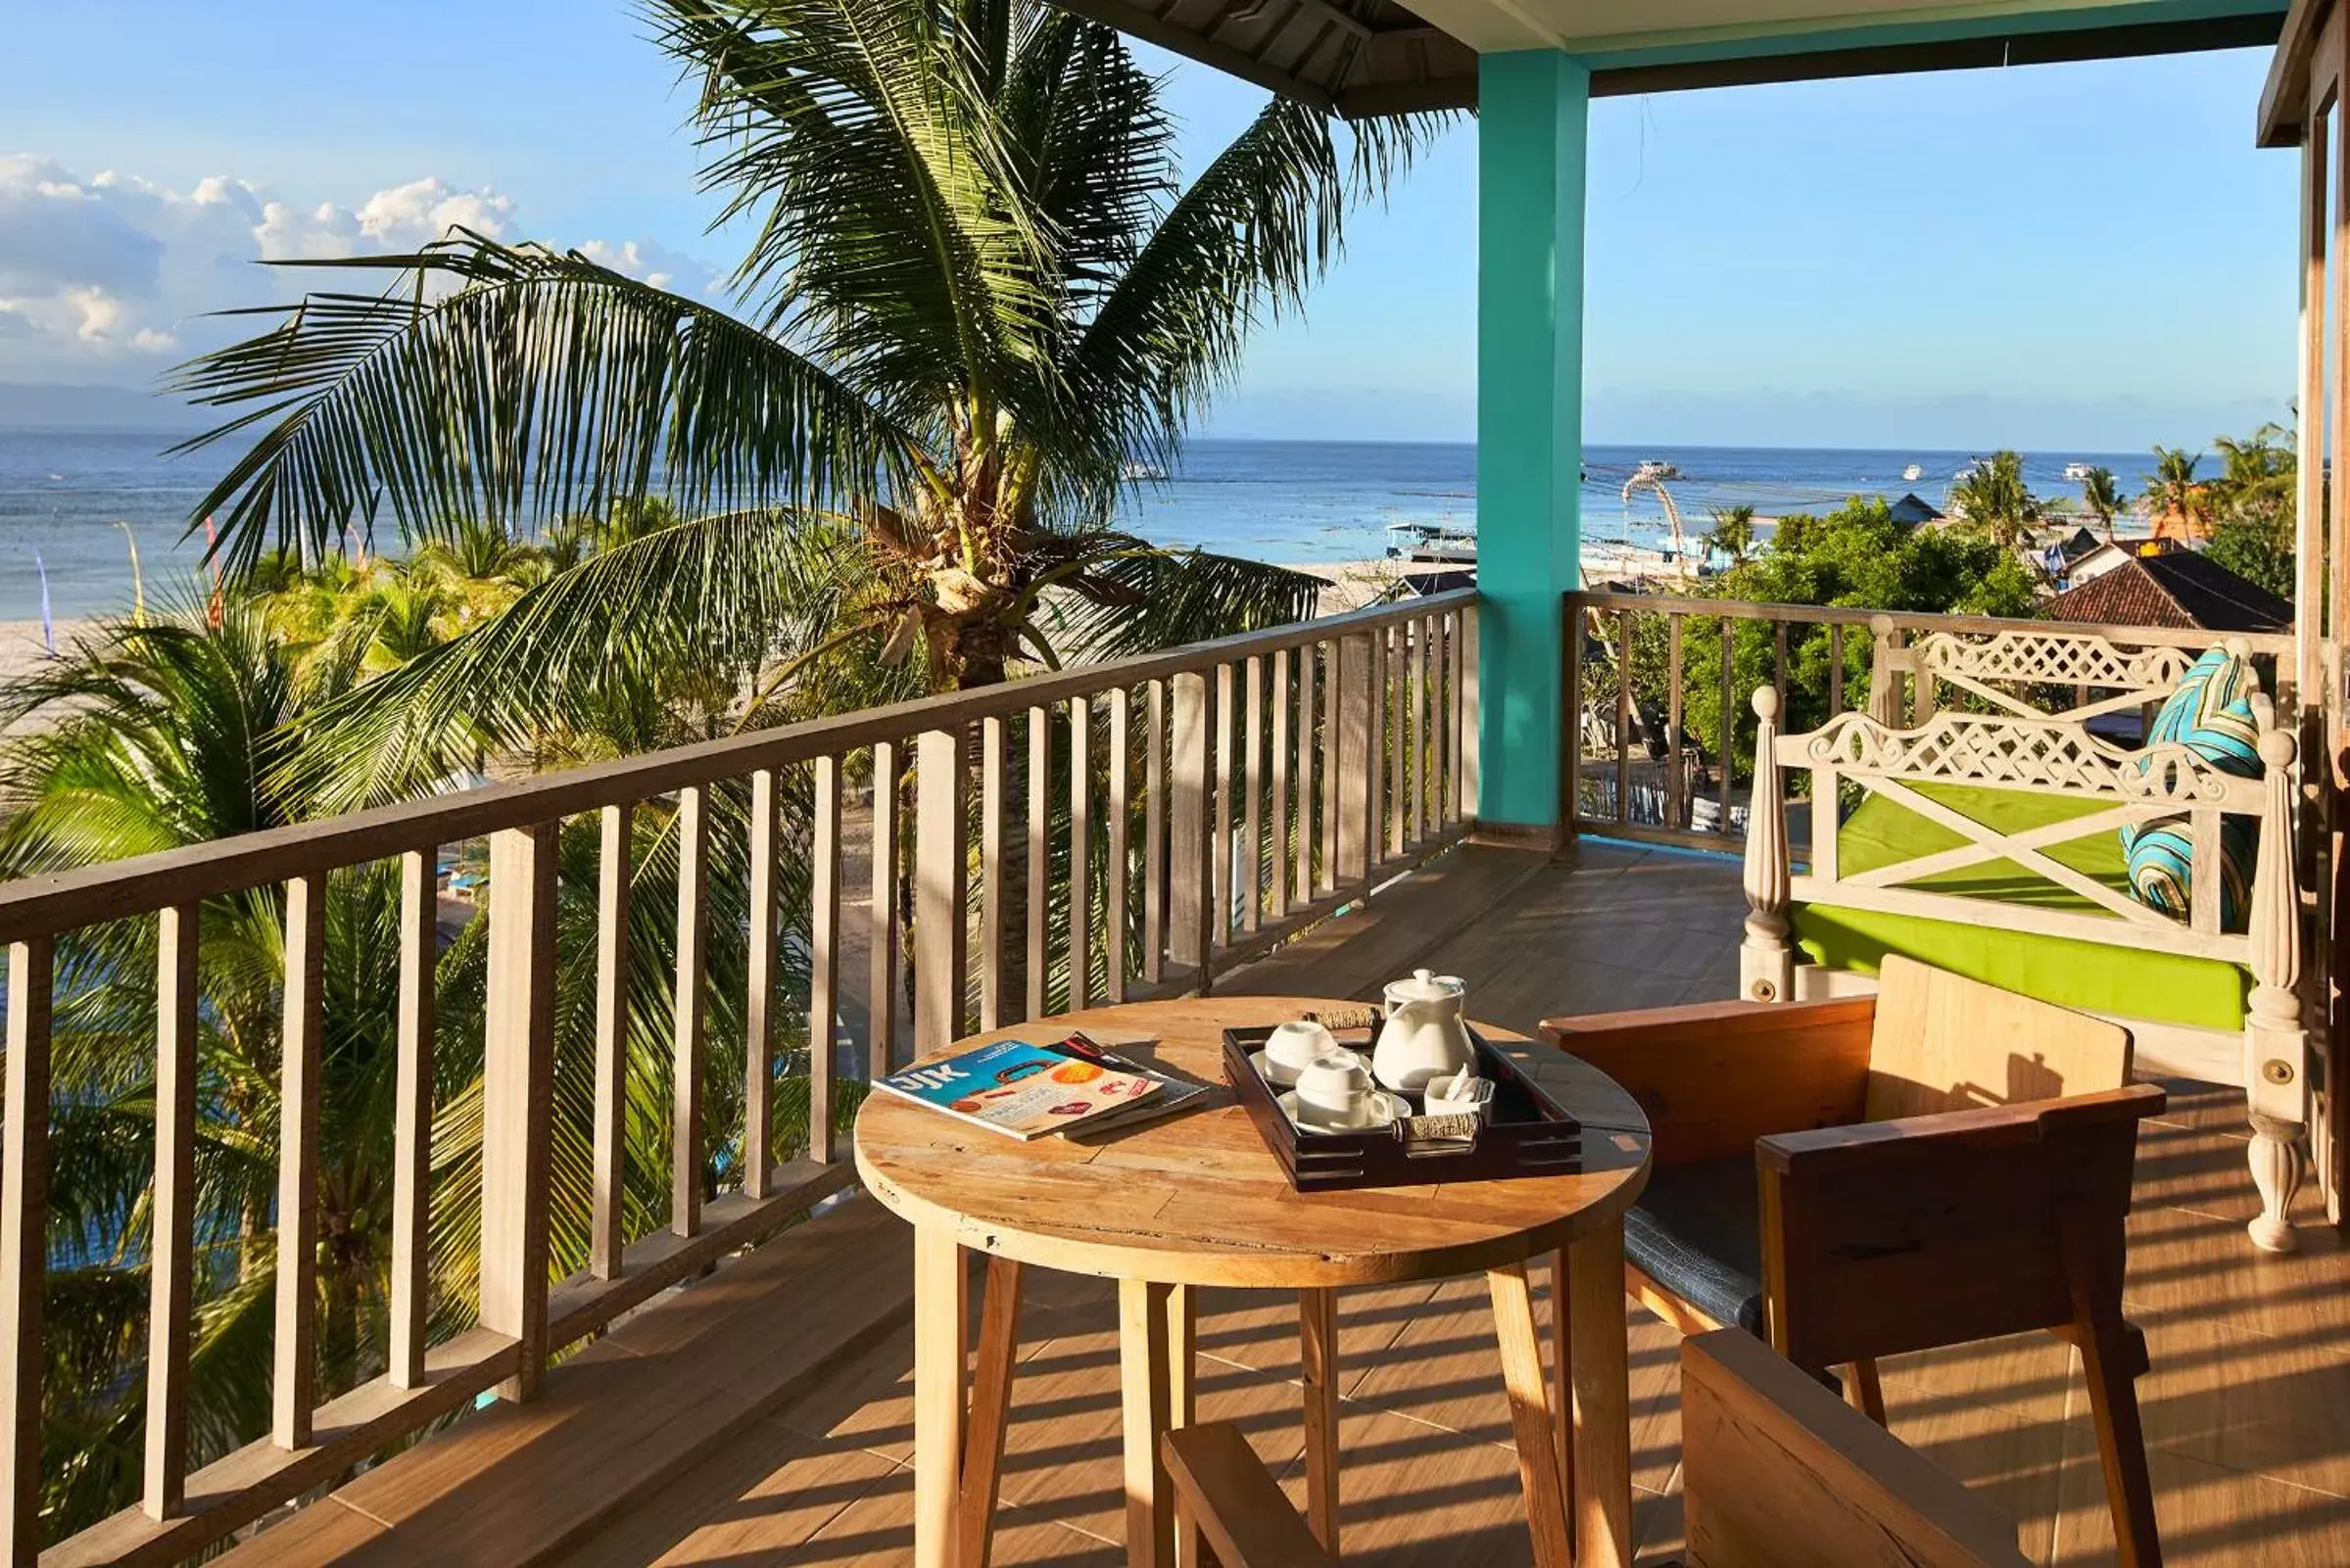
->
[2122, 817, 2254, 927]
[2142, 646, 2262, 778]
[2122, 646, 2263, 926]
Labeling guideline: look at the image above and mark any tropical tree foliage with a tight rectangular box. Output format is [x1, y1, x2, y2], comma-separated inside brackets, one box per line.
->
[2143, 446, 2212, 538]
[0, 594, 847, 1544]
[1946, 451, 2041, 548]
[2202, 423, 2299, 598]
[168, 0, 1446, 812]
[2078, 465, 2124, 545]
[1594, 497, 2040, 785]
[1703, 503, 1757, 567]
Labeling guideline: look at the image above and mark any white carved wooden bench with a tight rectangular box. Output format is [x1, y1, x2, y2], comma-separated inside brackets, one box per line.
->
[1737, 627, 2312, 1254]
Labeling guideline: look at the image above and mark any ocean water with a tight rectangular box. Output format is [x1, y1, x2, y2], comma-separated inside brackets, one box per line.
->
[0, 427, 2170, 623]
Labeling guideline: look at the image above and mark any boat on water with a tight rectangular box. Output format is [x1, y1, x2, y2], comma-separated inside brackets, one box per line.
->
[1385, 519, 1477, 564]
[2063, 461, 2096, 482]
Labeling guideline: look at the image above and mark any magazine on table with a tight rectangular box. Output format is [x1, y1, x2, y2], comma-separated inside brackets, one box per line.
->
[872, 1037, 1161, 1140]
[1041, 1032, 1214, 1137]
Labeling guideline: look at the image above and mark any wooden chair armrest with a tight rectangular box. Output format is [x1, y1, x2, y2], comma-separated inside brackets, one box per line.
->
[1753, 1084, 2163, 1366]
[1543, 997, 1878, 1166]
[1680, 1329, 2032, 1567]
[1161, 1423, 1335, 1568]
[1754, 1084, 2167, 1176]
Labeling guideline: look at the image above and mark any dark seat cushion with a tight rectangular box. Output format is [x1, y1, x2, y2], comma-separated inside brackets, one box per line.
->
[1624, 1158, 1764, 1334]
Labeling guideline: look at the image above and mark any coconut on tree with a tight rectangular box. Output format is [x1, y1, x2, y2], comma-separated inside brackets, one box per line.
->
[169, 0, 1447, 807]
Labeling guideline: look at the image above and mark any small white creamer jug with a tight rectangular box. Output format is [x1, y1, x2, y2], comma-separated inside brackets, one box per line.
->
[1374, 969, 1476, 1092]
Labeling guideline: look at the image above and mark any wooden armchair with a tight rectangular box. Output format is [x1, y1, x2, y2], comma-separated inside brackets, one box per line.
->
[1160, 1331, 2032, 1568]
[1544, 955, 2167, 1567]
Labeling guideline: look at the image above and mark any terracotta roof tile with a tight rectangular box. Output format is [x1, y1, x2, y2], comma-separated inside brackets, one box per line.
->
[2044, 551, 2291, 633]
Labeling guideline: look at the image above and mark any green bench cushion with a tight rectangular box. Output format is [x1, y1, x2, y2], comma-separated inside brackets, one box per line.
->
[1795, 782, 2248, 1033]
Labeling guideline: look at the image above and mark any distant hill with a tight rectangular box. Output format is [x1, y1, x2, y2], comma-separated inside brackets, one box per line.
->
[0, 383, 209, 434]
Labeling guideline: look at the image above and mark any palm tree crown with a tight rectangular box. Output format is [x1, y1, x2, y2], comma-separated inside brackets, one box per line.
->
[1947, 451, 2041, 549]
[2078, 466, 2123, 545]
[168, 1, 1445, 808]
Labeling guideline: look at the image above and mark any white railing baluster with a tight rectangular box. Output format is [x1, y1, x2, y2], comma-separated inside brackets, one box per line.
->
[1144, 682, 1167, 985]
[1296, 648, 1316, 905]
[1106, 689, 1130, 1004]
[1, 937, 49, 1564]
[390, 857, 435, 1382]
[870, 740, 901, 1075]
[1319, 642, 1340, 893]
[1369, 629, 1386, 862]
[808, 757, 842, 1161]
[483, 824, 556, 1402]
[1376, 626, 1397, 863]
[1025, 710, 1050, 1020]
[672, 786, 707, 1238]
[1213, 663, 1234, 949]
[1270, 648, 1291, 923]
[1415, 616, 1433, 841]
[1170, 671, 1211, 973]
[1337, 639, 1371, 887]
[1459, 605, 1479, 822]
[914, 728, 967, 1055]
[592, 806, 631, 1279]
[274, 875, 324, 1448]
[146, 904, 198, 1517]
[1243, 654, 1264, 936]
[980, 717, 1006, 1030]
[1381, 625, 1400, 860]
[744, 769, 779, 1200]
[1068, 699, 1092, 1011]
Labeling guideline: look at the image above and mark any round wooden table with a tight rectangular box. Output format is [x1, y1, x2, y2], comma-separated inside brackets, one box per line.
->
[854, 996, 1655, 1568]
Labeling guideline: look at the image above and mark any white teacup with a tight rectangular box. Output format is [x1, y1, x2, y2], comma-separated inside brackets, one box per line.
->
[1263, 1020, 1338, 1087]
[1294, 1052, 1377, 1129]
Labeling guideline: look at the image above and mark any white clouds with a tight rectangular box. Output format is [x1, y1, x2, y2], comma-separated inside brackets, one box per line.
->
[0, 155, 720, 385]
[575, 237, 721, 294]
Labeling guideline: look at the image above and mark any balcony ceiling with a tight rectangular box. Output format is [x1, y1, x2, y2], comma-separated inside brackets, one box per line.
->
[1058, 0, 2286, 117]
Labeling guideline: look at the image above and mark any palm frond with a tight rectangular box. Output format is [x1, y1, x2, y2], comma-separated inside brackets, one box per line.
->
[1064, 95, 1453, 499]
[1046, 540, 1322, 659]
[167, 232, 911, 575]
[281, 507, 883, 813]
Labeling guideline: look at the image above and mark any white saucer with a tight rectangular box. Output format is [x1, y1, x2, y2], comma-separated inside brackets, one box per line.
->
[1276, 1088, 1406, 1137]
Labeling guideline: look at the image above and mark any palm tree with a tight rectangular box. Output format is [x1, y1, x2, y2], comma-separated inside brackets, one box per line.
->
[168, 1, 1443, 808]
[1703, 503, 1757, 567]
[1947, 451, 2041, 549]
[2143, 446, 2211, 540]
[2079, 466, 2124, 545]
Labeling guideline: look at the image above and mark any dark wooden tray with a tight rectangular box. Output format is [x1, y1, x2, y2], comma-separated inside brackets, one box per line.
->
[1222, 1019, 1582, 1193]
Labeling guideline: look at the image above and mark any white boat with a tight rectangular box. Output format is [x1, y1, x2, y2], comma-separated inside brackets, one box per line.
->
[2064, 461, 2096, 482]
[1384, 520, 1476, 564]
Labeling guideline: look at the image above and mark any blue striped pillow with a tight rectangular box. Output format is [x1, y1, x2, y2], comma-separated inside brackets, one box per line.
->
[2141, 646, 2261, 779]
[2122, 817, 2254, 927]
[2123, 646, 2263, 926]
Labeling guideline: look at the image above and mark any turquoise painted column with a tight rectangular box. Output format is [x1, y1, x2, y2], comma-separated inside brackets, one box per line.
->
[1476, 50, 1588, 840]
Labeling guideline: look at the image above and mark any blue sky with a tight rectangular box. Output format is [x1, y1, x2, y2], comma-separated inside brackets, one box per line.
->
[0, 1, 2300, 451]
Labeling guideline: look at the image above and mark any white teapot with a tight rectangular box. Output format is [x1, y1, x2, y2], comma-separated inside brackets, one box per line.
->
[1373, 969, 1476, 1092]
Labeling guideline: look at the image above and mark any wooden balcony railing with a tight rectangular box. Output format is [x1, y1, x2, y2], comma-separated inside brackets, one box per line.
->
[1562, 587, 2294, 852]
[3, 588, 1476, 1566]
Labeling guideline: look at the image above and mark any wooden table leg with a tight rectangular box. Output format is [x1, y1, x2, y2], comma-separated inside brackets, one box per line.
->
[1299, 1286, 1340, 1555]
[1488, 1263, 1573, 1568]
[956, 1257, 1025, 1568]
[1567, 1220, 1634, 1568]
[914, 1225, 967, 1568]
[1120, 1277, 1179, 1568]
[1167, 1284, 1199, 1568]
